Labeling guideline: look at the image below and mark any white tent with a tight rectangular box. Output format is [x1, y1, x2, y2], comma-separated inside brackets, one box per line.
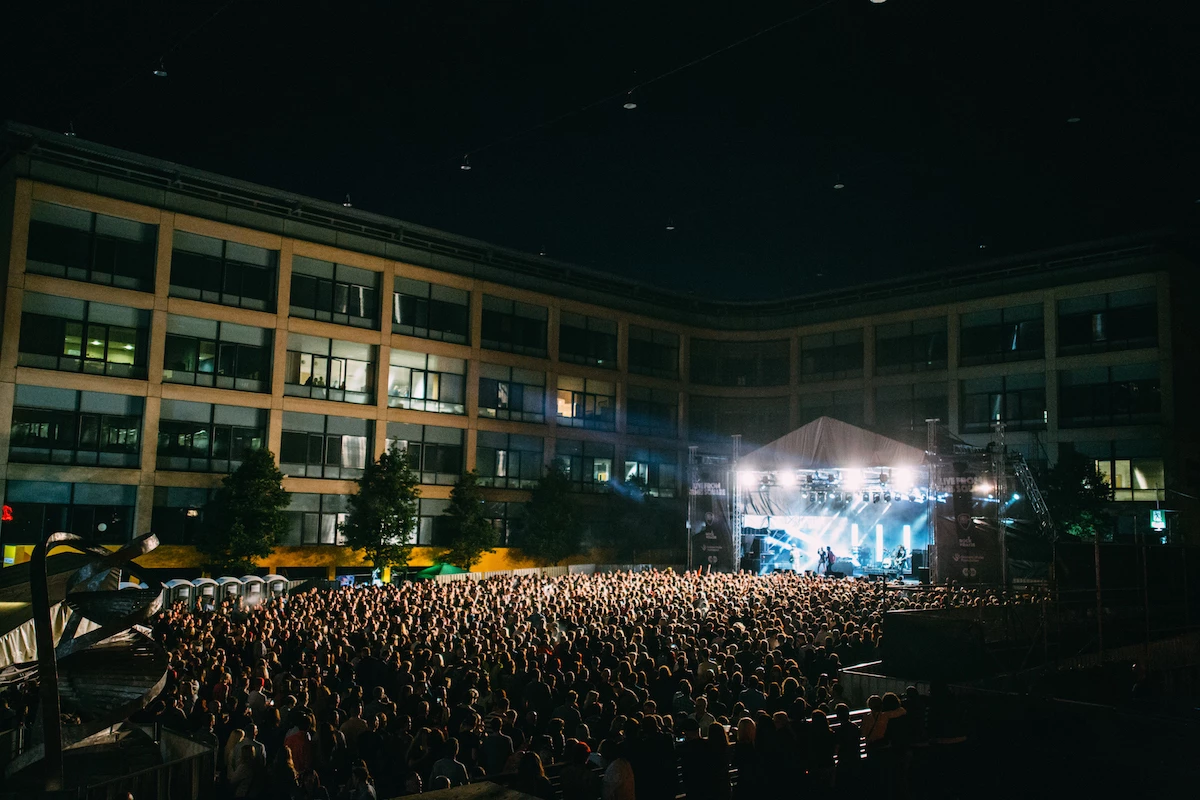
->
[738, 416, 927, 472]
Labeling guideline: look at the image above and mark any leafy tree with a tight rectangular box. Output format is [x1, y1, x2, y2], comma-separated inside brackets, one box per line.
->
[598, 477, 660, 562]
[441, 470, 499, 569]
[199, 448, 289, 575]
[1039, 450, 1112, 540]
[520, 464, 580, 565]
[342, 445, 421, 574]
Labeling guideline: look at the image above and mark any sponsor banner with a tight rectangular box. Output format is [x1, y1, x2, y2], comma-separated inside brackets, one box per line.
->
[934, 494, 1001, 585]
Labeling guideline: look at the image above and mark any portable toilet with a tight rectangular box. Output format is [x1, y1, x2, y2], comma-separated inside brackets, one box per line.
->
[192, 577, 219, 608]
[216, 576, 244, 600]
[164, 578, 194, 606]
[240, 574, 265, 604]
[264, 574, 288, 598]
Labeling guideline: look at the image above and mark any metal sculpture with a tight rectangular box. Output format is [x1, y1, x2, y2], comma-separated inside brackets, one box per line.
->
[5, 532, 167, 791]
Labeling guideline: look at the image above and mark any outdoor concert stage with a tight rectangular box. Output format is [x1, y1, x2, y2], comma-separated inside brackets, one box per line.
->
[689, 417, 1048, 586]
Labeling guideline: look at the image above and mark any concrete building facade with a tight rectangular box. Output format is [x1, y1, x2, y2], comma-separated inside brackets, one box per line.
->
[1, 123, 1195, 572]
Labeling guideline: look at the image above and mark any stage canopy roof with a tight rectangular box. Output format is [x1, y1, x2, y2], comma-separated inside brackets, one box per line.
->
[739, 416, 927, 472]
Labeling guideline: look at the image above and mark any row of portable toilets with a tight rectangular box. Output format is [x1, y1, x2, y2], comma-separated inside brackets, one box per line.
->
[147, 575, 290, 607]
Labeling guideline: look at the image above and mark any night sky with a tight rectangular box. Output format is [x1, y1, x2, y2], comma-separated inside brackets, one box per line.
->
[4, 1, 1198, 299]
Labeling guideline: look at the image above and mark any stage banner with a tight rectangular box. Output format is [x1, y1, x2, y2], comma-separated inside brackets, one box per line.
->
[690, 493, 736, 572]
[934, 494, 1001, 585]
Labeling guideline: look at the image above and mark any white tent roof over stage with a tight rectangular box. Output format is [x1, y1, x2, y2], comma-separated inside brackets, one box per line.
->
[739, 416, 927, 472]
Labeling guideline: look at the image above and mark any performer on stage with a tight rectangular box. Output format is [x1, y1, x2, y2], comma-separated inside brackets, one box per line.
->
[894, 545, 908, 581]
[824, 546, 837, 577]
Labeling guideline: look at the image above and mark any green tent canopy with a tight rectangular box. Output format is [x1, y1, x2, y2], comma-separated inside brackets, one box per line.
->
[415, 562, 469, 578]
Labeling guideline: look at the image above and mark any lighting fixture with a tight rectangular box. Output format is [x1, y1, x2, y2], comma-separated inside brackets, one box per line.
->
[623, 91, 638, 110]
[343, 194, 352, 208]
[64, 122, 77, 137]
[123, 344, 134, 350]
[153, 60, 168, 78]
[862, 491, 869, 503]
[90, 339, 103, 346]
[779, 471, 797, 488]
[883, 491, 892, 503]
[665, 218, 676, 231]
[1012, 493, 1021, 501]
[873, 493, 881, 504]
[460, 155, 472, 171]
[1067, 117, 1081, 123]
[870, 0, 887, 3]
[833, 178, 845, 190]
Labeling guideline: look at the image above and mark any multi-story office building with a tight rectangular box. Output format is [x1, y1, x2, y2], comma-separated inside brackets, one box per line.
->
[0, 122, 1195, 572]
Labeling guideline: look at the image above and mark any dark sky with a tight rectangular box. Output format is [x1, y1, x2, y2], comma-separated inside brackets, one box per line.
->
[4, 1, 1198, 299]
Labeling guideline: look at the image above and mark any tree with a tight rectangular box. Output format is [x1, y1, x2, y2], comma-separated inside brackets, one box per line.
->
[1039, 450, 1113, 540]
[598, 477, 660, 562]
[440, 470, 499, 569]
[342, 445, 421, 574]
[199, 448, 289, 575]
[520, 464, 580, 565]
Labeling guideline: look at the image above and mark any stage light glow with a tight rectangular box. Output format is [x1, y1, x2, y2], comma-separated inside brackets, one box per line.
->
[876, 524, 884, 563]
[903, 524, 912, 551]
[842, 468, 863, 491]
[1011, 493, 1021, 501]
[737, 470, 754, 488]
[974, 482, 994, 494]
[779, 471, 797, 487]
[851, 523, 860, 548]
[893, 468, 914, 492]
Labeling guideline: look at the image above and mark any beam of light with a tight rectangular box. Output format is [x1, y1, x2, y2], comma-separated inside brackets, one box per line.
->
[842, 468, 863, 491]
[903, 524, 912, 551]
[893, 468, 914, 492]
[737, 470, 754, 488]
[851, 523, 860, 549]
[876, 524, 884, 563]
[779, 471, 796, 487]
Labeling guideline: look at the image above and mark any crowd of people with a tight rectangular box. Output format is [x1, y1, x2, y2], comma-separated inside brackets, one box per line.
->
[92, 569, 1035, 799]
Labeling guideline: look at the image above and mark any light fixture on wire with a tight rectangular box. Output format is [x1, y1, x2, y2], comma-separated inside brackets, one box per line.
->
[153, 59, 168, 78]
[1067, 116, 1081, 123]
[64, 122, 77, 137]
[460, 154, 472, 171]
[623, 91, 638, 110]
[833, 174, 845, 190]
[665, 218, 676, 231]
[343, 194, 353, 208]
[870, 0, 888, 4]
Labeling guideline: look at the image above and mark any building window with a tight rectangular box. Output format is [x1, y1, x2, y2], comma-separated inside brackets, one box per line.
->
[1097, 458, 1166, 502]
[623, 448, 678, 497]
[1058, 289, 1157, 355]
[156, 400, 267, 473]
[18, 292, 150, 379]
[9, 386, 141, 468]
[1, 481, 136, 546]
[554, 439, 614, 493]
[25, 202, 156, 292]
[151, 487, 213, 545]
[688, 395, 790, 449]
[626, 385, 678, 437]
[284, 334, 375, 405]
[416, 498, 452, 546]
[484, 501, 526, 546]
[480, 295, 548, 357]
[875, 383, 949, 436]
[960, 304, 1044, 366]
[559, 312, 617, 368]
[477, 432, 543, 489]
[279, 412, 372, 479]
[1059, 364, 1160, 428]
[387, 350, 465, 414]
[691, 339, 790, 386]
[163, 315, 272, 393]
[478, 364, 545, 423]
[386, 423, 464, 485]
[290, 256, 379, 329]
[628, 326, 679, 379]
[393, 277, 469, 343]
[169, 231, 278, 312]
[283, 494, 348, 546]
[556, 376, 616, 431]
[798, 390, 864, 427]
[875, 318, 947, 375]
[800, 331, 862, 381]
[961, 374, 1046, 433]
